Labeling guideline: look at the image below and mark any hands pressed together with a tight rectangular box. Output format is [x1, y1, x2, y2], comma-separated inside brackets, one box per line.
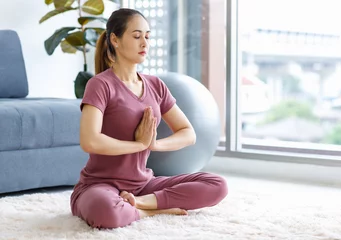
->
[134, 106, 158, 151]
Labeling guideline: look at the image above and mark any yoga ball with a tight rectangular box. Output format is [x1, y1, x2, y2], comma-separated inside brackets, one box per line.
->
[147, 72, 221, 176]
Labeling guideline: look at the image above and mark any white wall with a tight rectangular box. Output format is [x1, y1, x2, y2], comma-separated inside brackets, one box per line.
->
[0, 1, 117, 99]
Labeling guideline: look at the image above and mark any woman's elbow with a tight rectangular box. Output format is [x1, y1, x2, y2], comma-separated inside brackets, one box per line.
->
[80, 137, 96, 153]
[189, 128, 196, 145]
[80, 141, 91, 153]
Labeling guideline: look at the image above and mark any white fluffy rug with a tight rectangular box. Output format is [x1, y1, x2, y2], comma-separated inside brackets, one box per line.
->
[1, 176, 341, 240]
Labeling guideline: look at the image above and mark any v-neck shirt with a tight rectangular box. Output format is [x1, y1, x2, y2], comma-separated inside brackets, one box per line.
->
[77, 68, 176, 193]
[111, 70, 146, 101]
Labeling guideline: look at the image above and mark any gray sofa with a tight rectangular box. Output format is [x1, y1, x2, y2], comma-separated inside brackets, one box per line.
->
[0, 30, 88, 194]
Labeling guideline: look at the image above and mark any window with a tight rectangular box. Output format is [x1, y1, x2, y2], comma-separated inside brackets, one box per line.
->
[221, 0, 341, 163]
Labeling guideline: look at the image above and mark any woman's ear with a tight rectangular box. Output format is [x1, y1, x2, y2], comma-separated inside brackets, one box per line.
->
[110, 33, 119, 48]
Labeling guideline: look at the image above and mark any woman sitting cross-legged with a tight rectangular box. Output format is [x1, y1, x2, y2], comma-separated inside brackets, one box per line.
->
[70, 8, 228, 229]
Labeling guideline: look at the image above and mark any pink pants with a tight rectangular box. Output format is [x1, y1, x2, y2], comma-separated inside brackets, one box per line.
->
[71, 172, 228, 229]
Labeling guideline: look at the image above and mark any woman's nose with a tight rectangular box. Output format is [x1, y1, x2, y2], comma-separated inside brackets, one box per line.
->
[141, 38, 148, 47]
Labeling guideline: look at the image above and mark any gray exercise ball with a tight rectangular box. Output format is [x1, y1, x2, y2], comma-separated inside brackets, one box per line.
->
[147, 72, 221, 176]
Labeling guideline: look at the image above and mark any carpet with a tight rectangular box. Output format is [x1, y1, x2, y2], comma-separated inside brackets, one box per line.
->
[1, 176, 340, 240]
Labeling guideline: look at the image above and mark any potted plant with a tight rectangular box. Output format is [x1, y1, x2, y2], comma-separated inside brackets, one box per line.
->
[39, 0, 121, 98]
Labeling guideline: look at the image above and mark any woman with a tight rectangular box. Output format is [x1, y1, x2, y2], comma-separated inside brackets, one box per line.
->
[70, 8, 228, 229]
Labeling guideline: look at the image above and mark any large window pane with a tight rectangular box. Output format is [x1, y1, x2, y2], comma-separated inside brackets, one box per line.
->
[238, 0, 341, 153]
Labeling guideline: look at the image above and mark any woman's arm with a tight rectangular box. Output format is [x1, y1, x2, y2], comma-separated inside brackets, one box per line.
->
[150, 104, 196, 152]
[80, 104, 151, 155]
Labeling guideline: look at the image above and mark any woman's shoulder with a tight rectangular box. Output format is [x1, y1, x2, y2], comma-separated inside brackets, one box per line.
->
[87, 69, 114, 87]
[93, 68, 113, 82]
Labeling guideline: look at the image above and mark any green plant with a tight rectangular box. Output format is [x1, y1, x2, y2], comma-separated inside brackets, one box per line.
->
[260, 99, 318, 124]
[282, 74, 302, 95]
[323, 124, 341, 145]
[39, 0, 120, 98]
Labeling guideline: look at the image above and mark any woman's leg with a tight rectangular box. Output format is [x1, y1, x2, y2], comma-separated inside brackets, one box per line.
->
[72, 183, 140, 229]
[136, 172, 228, 210]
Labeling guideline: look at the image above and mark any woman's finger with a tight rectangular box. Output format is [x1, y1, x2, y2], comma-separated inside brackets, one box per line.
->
[148, 115, 155, 129]
[154, 117, 157, 132]
[145, 107, 152, 121]
[144, 108, 152, 126]
[148, 108, 153, 121]
[139, 108, 147, 125]
[151, 118, 156, 134]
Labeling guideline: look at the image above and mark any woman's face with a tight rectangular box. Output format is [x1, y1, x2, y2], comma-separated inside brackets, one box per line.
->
[112, 15, 150, 64]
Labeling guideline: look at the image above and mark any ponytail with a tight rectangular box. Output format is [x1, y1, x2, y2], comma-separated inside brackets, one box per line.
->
[95, 31, 115, 74]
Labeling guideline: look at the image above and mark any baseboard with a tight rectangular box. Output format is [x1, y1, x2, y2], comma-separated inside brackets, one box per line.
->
[202, 156, 341, 188]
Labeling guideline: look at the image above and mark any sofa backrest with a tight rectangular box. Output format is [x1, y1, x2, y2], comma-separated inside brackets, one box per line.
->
[0, 30, 29, 98]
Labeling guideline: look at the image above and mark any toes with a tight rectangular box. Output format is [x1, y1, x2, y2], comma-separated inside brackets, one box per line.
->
[120, 191, 131, 202]
[119, 191, 129, 198]
[172, 208, 188, 215]
[119, 191, 136, 206]
[181, 209, 188, 215]
[126, 193, 136, 206]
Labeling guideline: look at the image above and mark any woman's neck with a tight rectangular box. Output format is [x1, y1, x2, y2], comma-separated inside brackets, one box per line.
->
[112, 62, 139, 83]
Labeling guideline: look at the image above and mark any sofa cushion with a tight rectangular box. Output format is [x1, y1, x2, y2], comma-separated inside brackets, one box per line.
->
[0, 30, 29, 98]
[0, 99, 82, 151]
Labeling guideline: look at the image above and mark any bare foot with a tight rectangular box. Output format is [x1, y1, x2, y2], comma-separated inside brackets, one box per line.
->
[120, 191, 157, 210]
[120, 191, 188, 218]
[120, 191, 136, 206]
[138, 208, 188, 219]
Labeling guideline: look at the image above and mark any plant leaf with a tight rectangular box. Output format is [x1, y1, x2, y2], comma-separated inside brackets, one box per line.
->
[78, 16, 107, 25]
[65, 31, 87, 46]
[61, 40, 89, 53]
[39, 6, 78, 24]
[81, 0, 104, 15]
[54, 0, 76, 8]
[45, 0, 54, 5]
[60, 39, 77, 53]
[74, 71, 93, 98]
[84, 28, 100, 46]
[44, 27, 76, 55]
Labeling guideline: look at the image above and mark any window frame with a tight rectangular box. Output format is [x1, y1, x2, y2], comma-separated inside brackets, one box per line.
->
[218, 0, 341, 167]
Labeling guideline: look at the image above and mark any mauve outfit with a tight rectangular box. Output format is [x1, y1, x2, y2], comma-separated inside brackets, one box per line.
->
[70, 68, 228, 228]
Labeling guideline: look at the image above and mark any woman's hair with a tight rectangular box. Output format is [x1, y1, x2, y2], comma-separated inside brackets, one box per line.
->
[95, 8, 146, 74]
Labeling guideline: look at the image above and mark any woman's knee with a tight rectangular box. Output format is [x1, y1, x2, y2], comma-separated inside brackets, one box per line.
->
[86, 195, 135, 228]
[204, 173, 228, 201]
[87, 197, 121, 228]
[215, 175, 228, 200]
[78, 190, 138, 229]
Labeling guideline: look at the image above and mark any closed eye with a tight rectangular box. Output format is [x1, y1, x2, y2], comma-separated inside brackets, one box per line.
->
[134, 36, 150, 40]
